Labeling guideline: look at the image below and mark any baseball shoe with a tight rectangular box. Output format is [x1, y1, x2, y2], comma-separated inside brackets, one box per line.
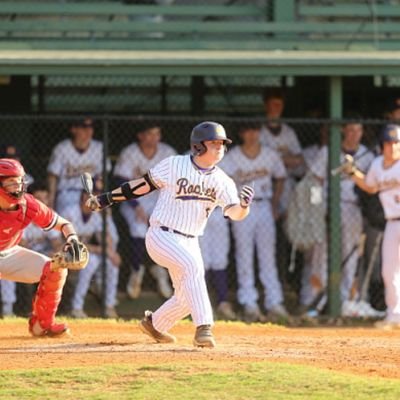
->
[268, 303, 290, 318]
[216, 301, 237, 320]
[243, 304, 266, 323]
[126, 265, 145, 299]
[139, 311, 177, 343]
[29, 316, 69, 338]
[150, 265, 173, 298]
[193, 324, 216, 348]
[70, 308, 88, 319]
[374, 319, 400, 330]
[104, 306, 119, 319]
[341, 300, 386, 318]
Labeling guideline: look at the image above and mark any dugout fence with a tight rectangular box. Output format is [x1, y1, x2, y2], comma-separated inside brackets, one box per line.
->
[0, 115, 388, 323]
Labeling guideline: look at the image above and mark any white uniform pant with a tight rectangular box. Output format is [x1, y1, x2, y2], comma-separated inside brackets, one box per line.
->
[300, 202, 362, 305]
[0, 279, 17, 308]
[300, 240, 327, 306]
[232, 200, 283, 310]
[0, 246, 49, 283]
[382, 220, 400, 322]
[340, 202, 363, 302]
[72, 253, 119, 310]
[145, 226, 213, 333]
[199, 212, 230, 271]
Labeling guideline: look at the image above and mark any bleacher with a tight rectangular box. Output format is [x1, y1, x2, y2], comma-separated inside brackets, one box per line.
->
[0, 0, 400, 50]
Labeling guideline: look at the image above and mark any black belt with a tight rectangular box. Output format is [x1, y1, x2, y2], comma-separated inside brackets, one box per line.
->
[160, 226, 195, 239]
[253, 198, 269, 202]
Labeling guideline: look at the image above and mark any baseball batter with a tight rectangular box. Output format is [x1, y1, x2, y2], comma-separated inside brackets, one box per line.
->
[223, 124, 288, 321]
[47, 117, 111, 215]
[0, 158, 85, 336]
[64, 191, 120, 319]
[87, 121, 254, 347]
[348, 124, 400, 328]
[113, 124, 175, 299]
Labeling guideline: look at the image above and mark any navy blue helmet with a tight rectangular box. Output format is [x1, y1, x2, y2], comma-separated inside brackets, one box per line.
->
[190, 121, 232, 156]
[381, 124, 400, 143]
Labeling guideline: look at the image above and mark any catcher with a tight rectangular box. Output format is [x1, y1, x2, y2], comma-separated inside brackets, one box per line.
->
[0, 158, 88, 337]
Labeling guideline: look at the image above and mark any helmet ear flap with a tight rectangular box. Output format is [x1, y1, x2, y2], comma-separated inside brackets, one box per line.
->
[192, 142, 206, 156]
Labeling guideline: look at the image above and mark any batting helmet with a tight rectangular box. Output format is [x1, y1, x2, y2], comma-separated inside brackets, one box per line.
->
[190, 121, 232, 156]
[0, 158, 27, 204]
[381, 124, 400, 143]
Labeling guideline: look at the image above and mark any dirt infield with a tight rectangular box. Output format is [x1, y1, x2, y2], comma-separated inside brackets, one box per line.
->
[1, 320, 399, 379]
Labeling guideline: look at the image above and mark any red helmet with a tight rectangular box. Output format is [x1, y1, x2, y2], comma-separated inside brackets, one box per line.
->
[0, 158, 27, 204]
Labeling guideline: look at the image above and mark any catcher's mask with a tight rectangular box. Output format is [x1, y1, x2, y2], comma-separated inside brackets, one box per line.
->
[0, 158, 27, 205]
[190, 121, 232, 156]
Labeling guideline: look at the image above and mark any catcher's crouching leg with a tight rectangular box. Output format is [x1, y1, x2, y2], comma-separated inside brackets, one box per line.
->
[29, 261, 69, 337]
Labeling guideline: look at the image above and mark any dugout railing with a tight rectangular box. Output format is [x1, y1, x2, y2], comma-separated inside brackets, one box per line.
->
[0, 115, 388, 323]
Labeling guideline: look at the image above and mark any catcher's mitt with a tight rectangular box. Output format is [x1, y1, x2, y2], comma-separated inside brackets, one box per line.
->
[51, 239, 89, 271]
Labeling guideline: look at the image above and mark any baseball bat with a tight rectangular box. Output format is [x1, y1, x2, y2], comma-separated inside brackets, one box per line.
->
[330, 148, 372, 177]
[81, 172, 94, 196]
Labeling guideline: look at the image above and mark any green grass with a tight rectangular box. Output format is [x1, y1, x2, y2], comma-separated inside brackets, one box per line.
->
[0, 362, 400, 400]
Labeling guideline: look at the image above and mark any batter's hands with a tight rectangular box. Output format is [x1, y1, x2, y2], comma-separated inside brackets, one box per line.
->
[340, 154, 358, 176]
[239, 185, 255, 208]
[85, 192, 113, 212]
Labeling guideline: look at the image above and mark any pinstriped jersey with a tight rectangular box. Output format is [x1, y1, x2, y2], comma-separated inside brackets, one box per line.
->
[148, 155, 239, 236]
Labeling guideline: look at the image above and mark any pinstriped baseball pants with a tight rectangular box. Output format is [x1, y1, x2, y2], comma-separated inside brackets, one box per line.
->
[145, 226, 214, 333]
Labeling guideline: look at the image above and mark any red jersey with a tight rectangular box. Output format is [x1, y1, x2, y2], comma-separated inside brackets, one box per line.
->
[0, 194, 58, 251]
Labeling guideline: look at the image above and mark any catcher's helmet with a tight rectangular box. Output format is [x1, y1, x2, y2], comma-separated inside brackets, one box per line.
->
[0, 158, 27, 204]
[190, 121, 232, 156]
[381, 124, 400, 143]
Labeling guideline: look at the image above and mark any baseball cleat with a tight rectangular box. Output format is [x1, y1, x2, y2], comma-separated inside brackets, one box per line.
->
[139, 311, 177, 343]
[193, 324, 216, 348]
[216, 301, 237, 321]
[29, 317, 70, 338]
[70, 308, 88, 319]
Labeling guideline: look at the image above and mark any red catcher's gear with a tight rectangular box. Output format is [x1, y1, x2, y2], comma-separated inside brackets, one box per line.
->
[29, 261, 69, 337]
[0, 158, 26, 204]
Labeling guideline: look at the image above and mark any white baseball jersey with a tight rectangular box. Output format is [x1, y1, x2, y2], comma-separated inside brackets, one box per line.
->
[114, 142, 176, 238]
[366, 156, 400, 219]
[310, 144, 374, 202]
[47, 139, 111, 213]
[259, 123, 302, 163]
[148, 155, 240, 237]
[223, 145, 287, 199]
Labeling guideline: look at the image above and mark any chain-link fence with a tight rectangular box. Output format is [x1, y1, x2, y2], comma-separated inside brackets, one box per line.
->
[0, 115, 389, 323]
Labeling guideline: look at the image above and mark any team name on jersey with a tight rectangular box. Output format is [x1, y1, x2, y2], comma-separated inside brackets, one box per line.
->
[235, 168, 269, 184]
[377, 177, 400, 191]
[65, 163, 96, 178]
[175, 178, 217, 202]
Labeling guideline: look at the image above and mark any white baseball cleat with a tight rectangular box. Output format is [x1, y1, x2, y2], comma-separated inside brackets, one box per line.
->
[193, 325, 216, 348]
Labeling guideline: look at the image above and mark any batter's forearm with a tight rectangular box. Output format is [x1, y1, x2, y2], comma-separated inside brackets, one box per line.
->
[97, 174, 157, 209]
[225, 204, 250, 221]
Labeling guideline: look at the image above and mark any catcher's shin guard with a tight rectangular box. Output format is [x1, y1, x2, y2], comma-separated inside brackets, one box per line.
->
[29, 261, 69, 337]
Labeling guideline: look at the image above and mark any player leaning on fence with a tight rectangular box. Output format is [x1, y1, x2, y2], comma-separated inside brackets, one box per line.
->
[86, 121, 254, 348]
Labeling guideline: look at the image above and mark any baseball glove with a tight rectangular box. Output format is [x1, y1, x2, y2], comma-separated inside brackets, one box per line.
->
[51, 239, 89, 271]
